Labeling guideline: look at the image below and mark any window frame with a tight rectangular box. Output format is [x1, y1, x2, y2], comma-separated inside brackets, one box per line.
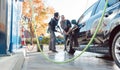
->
[95, 0, 106, 14]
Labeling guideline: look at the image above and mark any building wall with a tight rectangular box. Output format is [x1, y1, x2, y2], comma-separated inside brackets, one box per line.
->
[0, 0, 7, 54]
[7, 0, 12, 53]
[12, 0, 23, 49]
[0, 0, 23, 54]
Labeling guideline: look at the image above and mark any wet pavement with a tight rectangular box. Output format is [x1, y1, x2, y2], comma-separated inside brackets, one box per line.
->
[22, 45, 120, 70]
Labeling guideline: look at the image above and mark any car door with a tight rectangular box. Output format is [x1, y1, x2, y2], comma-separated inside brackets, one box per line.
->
[91, 0, 120, 46]
[77, 1, 99, 45]
[90, 0, 107, 45]
[78, 0, 120, 45]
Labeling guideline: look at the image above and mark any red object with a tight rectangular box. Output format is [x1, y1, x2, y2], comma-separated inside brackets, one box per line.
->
[21, 26, 26, 46]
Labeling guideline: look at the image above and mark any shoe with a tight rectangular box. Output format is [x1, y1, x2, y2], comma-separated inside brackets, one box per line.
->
[49, 48, 52, 51]
[52, 50, 58, 53]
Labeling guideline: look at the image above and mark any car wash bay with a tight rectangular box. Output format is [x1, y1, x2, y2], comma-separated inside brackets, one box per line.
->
[0, 0, 120, 70]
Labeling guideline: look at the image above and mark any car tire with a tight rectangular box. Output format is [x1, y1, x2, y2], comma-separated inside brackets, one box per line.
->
[66, 39, 75, 55]
[112, 31, 120, 68]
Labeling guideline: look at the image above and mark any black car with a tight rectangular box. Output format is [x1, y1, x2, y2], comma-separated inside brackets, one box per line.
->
[66, 0, 120, 68]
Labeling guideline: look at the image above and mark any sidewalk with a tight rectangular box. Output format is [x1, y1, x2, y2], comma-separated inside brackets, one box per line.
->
[0, 48, 25, 70]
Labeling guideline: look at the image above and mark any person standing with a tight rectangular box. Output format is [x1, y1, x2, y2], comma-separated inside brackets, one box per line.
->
[70, 20, 85, 48]
[60, 15, 71, 51]
[49, 12, 60, 53]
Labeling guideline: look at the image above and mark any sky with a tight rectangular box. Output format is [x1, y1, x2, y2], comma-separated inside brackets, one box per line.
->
[43, 0, 98, 20]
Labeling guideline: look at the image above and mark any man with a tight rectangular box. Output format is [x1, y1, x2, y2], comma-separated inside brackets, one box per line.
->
[60, 15, 71, 51]
[70, 20, 85, 48]
[49, 12, 60, 53]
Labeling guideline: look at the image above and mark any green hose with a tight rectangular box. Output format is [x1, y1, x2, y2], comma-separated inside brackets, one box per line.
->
[29, 0, 108, 64]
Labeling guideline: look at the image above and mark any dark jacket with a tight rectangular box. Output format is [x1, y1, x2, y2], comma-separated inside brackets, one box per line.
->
[49, 17, 59, 32]
[60, 20, 71, 32]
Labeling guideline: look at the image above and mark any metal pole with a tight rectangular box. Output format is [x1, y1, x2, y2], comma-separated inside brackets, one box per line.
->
[9, 0, 13, 53]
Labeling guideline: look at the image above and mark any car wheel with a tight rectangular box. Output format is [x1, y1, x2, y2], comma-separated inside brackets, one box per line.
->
[66, 39, 75, 55]
[112, 31, 120, 68]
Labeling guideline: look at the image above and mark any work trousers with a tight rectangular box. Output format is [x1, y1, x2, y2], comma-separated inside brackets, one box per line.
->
[49, 30, 56, 51]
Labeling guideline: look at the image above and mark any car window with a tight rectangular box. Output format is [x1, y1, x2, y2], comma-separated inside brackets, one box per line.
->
[95, 0, 106, 14]
[77, 2, 98, 32]
[108, 0, 119, 6]
[78, 3, 96, 24]
[95, 0, 119, 13]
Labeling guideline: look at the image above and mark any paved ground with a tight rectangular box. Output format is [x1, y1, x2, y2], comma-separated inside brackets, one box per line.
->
[22, 45, 120, 70]
[0, 48, 25, 70]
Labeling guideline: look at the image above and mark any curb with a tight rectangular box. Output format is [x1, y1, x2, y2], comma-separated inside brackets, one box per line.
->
[0, 49, 25, 70]
[12, 52, 25, 70]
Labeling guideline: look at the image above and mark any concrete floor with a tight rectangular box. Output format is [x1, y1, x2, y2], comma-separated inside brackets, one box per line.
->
[22, 45, 120, 70]
[0, 49, 24, 70]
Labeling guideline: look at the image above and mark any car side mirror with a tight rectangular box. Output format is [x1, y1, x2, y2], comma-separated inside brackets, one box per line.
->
[71, 19, 77, 24]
